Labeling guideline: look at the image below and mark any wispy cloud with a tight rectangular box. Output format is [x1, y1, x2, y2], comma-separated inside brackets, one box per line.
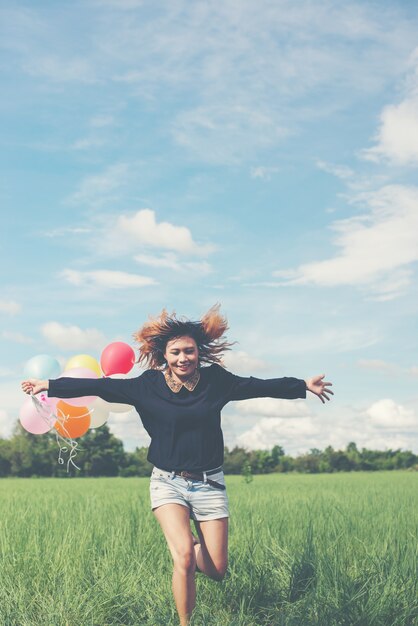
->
[172, 105, 288, 165]
[3, 1, 416, 168]
[235, 397, 310, 418]
[1, 331, 33, 344]
[222, 351, 269, 374]
[0, 299, 21, 315]
[44, 227, 91, 238]
[41, 321, 107, 352]
[89, 114, 115, 127]
[250, 166, 280, 180]
[23, 56, 98, 84]
[316, 160, 354, 180]
[61, 268, 157, 289]
[273, 185, 418, 300]
[358, 359, 399, 374]
[272, 327, 380, 354]
[70, 137, 106, 151]
[67, 163, 130, 207]
[134, 252, 212, 274]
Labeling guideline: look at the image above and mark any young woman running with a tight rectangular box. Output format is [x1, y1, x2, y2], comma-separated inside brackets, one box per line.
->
[21, 304, 333, 626]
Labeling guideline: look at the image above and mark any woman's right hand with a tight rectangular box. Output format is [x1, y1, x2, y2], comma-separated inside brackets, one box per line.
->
[21, 379, 49, 395]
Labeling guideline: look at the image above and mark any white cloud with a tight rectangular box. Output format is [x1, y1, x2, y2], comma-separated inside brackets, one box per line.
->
[0, 381, 27, 439]
[222, 351, 269, 375]
[41, 321, 107, 352]
[231, 399, 418, 454]
[134, 252, 212, 274]
[274, 185, 418, 300]
[235, 397, 310, 418]
[364, 96, 418, 166]
[116, 209, 213, 255]
[0, 409, 13, 439]
[61, 269, 156, 289]
[366, 399, 417, 429]
[361, 48, 418, 166]
[0, 300, 21, 315]
[237, 416, 318, 450]
[107, 410, 151, 452]
[1, 331, 33, 344]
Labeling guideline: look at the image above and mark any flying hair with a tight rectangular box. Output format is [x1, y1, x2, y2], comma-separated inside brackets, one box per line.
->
[133, 303, 234, 369]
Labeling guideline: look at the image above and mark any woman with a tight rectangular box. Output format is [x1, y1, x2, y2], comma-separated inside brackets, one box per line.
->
[22, 304, 333, 626]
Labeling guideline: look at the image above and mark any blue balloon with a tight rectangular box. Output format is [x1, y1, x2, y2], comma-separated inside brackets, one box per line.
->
[23, 354, 62, 379]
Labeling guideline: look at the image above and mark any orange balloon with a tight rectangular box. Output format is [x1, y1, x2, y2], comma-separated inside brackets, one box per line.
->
[55, 401, 91, 439]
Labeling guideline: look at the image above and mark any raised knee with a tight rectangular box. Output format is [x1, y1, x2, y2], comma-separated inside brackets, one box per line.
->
[211, 561, 228, 581]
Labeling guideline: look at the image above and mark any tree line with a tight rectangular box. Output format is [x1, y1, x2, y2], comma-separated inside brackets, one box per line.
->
[0, 423, 416, 478]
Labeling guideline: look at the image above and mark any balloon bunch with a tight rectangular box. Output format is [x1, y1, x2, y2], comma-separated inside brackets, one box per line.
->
[20, 342, 136, 472]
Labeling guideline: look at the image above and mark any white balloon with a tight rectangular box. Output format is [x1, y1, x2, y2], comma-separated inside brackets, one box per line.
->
[88, 398, 110, 428]
[107, 401, 133, 414]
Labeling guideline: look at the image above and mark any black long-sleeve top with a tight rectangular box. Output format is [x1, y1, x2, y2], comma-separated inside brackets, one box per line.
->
[49, 363, 307, 472]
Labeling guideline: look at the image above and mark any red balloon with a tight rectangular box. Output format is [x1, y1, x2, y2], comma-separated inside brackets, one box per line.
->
[100, 342, 135, 376]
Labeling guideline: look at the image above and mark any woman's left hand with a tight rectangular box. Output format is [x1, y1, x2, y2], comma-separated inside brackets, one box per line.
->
[305, 374, 333, 404]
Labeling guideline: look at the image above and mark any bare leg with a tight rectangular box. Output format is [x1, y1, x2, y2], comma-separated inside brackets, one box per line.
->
[193, 517, 228, 581]
[153, 504, 196, 626]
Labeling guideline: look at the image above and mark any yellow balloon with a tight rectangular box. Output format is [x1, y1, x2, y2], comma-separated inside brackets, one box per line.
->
[64, 354, 102, 377]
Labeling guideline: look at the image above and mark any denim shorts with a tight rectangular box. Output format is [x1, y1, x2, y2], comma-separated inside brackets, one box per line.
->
[150, 466, 229, 521]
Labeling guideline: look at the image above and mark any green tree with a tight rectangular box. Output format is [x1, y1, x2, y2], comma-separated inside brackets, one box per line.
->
[223, 446, 251, 474]
[120, 446, 153, 476]
[74, 425, 125, 476]
[0, 439, 12, 477]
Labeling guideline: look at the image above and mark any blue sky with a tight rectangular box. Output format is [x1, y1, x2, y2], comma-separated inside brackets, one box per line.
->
[1, 0, 418, 455]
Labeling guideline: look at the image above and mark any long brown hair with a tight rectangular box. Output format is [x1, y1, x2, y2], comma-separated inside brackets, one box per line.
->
[133, 303, 234, 369]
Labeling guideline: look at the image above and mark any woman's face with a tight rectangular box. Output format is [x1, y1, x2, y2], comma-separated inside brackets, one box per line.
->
[164, 335, 199, 379]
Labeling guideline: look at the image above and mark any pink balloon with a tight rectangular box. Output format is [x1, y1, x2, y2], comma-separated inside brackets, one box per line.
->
[58, 367, 98, 407]
[20, 397, 55, 435]
[38, 392, 58, 410]
[100, 342, 135, 376]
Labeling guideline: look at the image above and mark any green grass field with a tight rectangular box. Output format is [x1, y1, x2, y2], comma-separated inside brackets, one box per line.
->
[0, 472, 416, 626]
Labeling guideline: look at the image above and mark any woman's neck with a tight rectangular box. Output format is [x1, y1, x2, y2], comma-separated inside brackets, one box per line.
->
[168, 367, 196, 384]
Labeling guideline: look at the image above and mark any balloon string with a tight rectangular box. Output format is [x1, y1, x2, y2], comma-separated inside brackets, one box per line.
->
[31, 394, 82, 472]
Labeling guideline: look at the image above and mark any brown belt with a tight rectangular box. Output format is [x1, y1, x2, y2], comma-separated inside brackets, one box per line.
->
[174, 470, 226, 490]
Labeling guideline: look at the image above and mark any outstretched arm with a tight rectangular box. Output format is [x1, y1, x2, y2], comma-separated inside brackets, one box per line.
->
[304, 374, 333, 404]
[21, 376, 139, 405]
